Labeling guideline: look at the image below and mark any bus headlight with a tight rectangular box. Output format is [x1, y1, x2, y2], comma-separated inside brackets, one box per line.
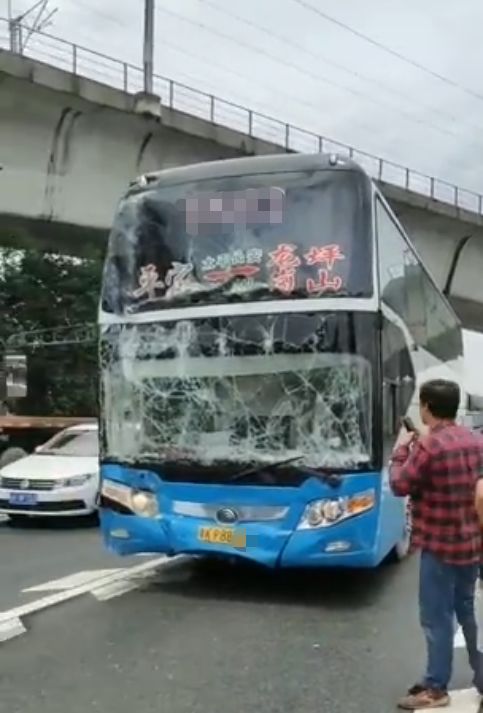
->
[130, 490, 158, 518]
[101, 480, 159, 518]
[297, 490, 375, 530]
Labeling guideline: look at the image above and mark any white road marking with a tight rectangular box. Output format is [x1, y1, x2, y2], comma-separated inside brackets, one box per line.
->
[91, 578, 140, 601]
[22, 569, 122, 593]
[0, 616, 26, 643]
[91, 559, 171, 600]
[0, 555, 188, 637]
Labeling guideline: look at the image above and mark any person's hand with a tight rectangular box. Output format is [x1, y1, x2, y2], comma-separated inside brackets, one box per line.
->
[395, 429, 418, 450]
[474, 478, 483, 526]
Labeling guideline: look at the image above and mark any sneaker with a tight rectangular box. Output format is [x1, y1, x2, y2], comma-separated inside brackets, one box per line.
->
[407, 685, 426, 696]
[397, 687, 450, 710]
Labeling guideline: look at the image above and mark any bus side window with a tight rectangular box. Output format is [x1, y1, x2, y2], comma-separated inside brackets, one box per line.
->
[381, 317, 415, 453]
[375, 199, 426, 345]
[420, 274, 463, 362]
[376, 196, 462, 364]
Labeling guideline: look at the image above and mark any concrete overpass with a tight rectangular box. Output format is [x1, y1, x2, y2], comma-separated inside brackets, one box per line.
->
[1, 46, 483, 329]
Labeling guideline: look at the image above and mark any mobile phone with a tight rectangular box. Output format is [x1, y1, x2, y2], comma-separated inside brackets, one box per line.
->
[402, 416, 417, 432]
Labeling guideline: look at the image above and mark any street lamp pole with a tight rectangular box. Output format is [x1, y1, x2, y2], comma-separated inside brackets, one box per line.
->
[134, 0, 160, 117]
[143, 0, 154, 95]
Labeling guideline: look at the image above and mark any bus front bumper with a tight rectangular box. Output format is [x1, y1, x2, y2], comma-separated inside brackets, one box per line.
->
[100, 506, 383, 569]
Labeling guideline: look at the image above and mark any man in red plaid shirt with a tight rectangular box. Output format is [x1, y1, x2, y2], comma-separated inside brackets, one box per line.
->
[389, 379, 483, 710]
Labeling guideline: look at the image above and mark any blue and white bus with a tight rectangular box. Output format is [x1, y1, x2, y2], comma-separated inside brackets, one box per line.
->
[98, 153, 466, 568]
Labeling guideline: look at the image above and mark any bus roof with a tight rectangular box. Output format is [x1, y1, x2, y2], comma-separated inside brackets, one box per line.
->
[128, 152, 366, 195]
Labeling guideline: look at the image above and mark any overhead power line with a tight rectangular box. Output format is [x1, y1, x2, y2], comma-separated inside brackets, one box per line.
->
[198, 0, 483, 141]
[154, 3, 483, 146]
[160, 38, 383, 140]
[62, 0, 483, 143]
[292, 0, 483, 104]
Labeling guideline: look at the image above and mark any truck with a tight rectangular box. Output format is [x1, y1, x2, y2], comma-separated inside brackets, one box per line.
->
[0, 352, 95, 467]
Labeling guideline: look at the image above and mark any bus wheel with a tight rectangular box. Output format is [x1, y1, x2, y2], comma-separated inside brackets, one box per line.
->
[393, 499, 412, 561]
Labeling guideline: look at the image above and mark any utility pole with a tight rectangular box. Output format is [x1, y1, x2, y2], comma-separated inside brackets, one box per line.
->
[8, 0, 58, 55]
[8, 0, 21, 53]
[143, 0, 155, 95]
[9, 19, 21, 53]
[134, 0, 160, 117]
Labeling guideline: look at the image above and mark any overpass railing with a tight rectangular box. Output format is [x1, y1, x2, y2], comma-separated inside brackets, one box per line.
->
[1, 17, 482, 217]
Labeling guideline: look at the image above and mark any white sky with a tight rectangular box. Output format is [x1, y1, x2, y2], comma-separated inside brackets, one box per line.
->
[2, 0, 482, 380]
[4, 0, 483, 191]
[464, 331, 481, 393]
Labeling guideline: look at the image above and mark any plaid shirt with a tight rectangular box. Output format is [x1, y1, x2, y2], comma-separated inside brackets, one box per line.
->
[389, 422, 483, 564]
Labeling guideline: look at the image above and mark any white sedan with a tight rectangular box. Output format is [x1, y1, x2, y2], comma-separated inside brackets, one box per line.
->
[0, 423, 99, 521]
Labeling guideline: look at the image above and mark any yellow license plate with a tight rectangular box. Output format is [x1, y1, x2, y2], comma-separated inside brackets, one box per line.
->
[198, 527, 246, 548]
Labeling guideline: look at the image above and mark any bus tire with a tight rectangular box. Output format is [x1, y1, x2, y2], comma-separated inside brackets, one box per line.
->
[0, 447, 28, 468]
[393, 498, 412, 562]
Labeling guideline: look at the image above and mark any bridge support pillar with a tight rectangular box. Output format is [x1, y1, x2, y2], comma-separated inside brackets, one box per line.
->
[133, 92, 161, 119]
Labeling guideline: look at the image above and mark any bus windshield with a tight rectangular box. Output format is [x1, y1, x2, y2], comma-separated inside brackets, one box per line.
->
[100, 312, 376, 482]
[101, 168, 373, 315]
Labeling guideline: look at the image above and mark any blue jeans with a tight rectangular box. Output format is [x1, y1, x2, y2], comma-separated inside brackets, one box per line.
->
[420, 549, 483, 692]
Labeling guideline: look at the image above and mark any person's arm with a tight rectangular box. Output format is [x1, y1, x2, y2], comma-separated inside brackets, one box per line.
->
[389, 437, 431, 497]
[474, 443, 483, 526]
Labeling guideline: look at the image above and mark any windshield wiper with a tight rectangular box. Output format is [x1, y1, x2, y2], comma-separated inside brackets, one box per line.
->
[298, 465, 343, 488]
[229, 457, 344, 488]
[229, 456, 303, 483]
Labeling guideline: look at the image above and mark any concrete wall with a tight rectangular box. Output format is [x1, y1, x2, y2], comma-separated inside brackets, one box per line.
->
[0, 50, 289, 253]
[0, 52, 237, 237]
[1, 50, 483, 328]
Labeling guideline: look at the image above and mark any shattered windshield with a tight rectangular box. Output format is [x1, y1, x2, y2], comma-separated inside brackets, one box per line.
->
[101, 168, 373, 315]
[100, 312, 376, 482]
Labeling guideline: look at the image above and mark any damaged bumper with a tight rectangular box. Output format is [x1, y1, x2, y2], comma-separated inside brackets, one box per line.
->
[99, 465, 395, 568]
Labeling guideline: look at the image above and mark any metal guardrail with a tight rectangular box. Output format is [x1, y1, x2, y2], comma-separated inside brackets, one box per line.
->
[1, 17, 482, 216]
[4, 323, 97, 349]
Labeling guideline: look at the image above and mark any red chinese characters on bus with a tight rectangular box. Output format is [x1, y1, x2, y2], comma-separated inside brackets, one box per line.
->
[268, 243, 302, 294]
[304, 244, 345, 271]
[203, 264, 261, 284]
[132, 264, 165, 301]
[304, 244, 345, 294]
[201, 248, 263, 284]
[268, 242, 346, 295]
[306, 270, 343, 293]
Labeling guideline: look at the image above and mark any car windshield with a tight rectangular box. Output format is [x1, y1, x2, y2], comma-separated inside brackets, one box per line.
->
[100, 312, 376, 481]
[39, 430, 99, 457]
[101, 168, 373, 315]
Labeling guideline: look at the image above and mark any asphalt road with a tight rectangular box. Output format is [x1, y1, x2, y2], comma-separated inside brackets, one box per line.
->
[0, 517, 480, 713]
[0, 515, 141, 612]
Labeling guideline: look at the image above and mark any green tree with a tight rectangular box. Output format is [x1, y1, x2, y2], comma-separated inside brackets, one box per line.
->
[0, 248, 102, 416]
